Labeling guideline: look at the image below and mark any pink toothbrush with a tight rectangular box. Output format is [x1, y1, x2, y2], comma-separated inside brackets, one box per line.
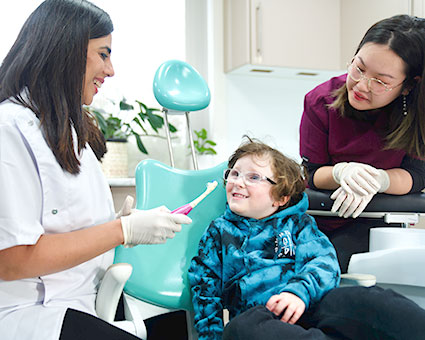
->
[171, 180, 218, 215]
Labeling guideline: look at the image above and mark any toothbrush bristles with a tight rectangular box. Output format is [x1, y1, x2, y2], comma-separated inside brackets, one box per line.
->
[189, 180, 218, 208]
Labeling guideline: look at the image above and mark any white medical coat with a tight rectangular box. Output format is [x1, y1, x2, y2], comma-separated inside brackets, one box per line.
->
[0, 99, 116, 339]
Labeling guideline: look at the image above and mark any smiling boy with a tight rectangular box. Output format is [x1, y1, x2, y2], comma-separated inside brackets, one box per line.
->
[188, 137, 340, 340]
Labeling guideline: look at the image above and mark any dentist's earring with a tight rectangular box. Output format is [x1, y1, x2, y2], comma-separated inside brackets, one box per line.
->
[403, 95, 408, 116]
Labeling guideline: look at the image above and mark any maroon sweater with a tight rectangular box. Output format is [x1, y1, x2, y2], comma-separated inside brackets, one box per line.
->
[300, 74, 405, 169]
[299, 74, 425, 230]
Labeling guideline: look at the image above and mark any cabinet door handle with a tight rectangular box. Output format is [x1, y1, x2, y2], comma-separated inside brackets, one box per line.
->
[255, 4, 262, 61]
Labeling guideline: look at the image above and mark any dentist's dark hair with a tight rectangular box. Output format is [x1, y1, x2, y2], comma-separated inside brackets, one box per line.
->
[0, 0, 113, 174]
[330, 14, 425, 158]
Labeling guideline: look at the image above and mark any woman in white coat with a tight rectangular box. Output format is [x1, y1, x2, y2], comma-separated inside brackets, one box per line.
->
[0, 1, 192, 339]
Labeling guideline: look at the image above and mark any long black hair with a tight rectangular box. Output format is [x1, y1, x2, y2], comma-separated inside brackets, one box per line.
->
[0, 0, 113, 173]
[331, 15, 425, 157]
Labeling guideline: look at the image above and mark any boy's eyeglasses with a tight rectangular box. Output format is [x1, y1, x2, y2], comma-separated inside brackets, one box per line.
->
[347, 59, 404, 95]
[223, 168, 276, 186]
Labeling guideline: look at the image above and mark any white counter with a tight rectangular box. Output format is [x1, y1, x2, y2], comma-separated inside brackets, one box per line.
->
[107, 178, 136, 211]
[108, 177, 135, 187]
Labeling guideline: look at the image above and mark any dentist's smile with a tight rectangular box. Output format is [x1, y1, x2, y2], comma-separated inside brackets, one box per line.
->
[94, 78, 103, 88]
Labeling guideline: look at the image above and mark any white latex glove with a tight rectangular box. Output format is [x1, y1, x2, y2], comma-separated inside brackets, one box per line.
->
[115, 195, 134, 219]
[332, 162, 389, 195]
[331, 187, 374, 218]
[373, 168, 390, 193]
[120, 206, 192, 247]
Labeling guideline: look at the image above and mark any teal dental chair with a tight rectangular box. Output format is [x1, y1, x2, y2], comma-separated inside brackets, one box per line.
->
[153, 60, 211, 170]
[96, 59, 216, 338]
[96, 159, 227, 339]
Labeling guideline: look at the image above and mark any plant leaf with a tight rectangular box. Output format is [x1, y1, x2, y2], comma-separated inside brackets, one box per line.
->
[92, 110, 107, 134]
[194, 130, 202, 139]
[146, 110, 163, 132]
[204, 148, 217, 155]
[204, 140, 217, 146]
[199, 128, 207, 139]
[88, 98, 178, 150]
[120, 100, 134, 111]
[132, 117, 149, 134]
[133, 133, 148, 154]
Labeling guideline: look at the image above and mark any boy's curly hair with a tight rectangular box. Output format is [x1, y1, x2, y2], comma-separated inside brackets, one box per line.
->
[228, 136, 306, 209]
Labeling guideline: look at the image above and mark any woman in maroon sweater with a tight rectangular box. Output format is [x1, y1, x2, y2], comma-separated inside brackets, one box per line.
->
[300, 14, 425, 272]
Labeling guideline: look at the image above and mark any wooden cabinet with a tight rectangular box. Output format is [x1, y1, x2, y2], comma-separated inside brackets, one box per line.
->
[224, 0, 419, 73]
[340, 0, 412, 67]
[224, 0, 340, 72]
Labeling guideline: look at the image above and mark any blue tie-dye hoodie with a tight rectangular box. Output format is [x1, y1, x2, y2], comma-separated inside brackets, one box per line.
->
[188, 193, 340, 340]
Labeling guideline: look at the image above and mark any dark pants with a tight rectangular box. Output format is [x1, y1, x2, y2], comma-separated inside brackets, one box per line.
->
[223, 286, 425, 340]
[321, 219, 398, 273]
[59, 309, 139, 340]
[60, 298, 188, 340]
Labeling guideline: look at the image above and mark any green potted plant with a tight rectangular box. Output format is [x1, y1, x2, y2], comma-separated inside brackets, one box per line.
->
[193, 128, 217, 155]
[90, 98, 177, 154]
[89, 98, 177, 177]
[192, 128, 217, 169]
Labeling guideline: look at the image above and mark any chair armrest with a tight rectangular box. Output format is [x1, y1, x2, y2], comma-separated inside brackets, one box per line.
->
[306, 188, 425, 213]
[340, 273, 376, 287]
[96, 263, 133, 323]
[348, 248, 425, 287]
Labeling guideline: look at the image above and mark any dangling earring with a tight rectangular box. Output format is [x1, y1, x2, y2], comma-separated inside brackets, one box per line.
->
[403, 95, 408, 116]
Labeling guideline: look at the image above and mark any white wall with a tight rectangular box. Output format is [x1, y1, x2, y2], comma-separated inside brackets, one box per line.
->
[0, 2, 44, 62]
[224, 74, 337, 163]
[91, 0, 186, 107]
[0, 1, 189, 171]
[0, 1, 185, 108]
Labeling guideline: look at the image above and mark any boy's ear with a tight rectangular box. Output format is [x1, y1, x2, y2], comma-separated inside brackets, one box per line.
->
[273, 196, 290, 207]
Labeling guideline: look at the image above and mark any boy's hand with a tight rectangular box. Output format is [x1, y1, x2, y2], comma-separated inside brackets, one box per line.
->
[266, 292, 306, 325]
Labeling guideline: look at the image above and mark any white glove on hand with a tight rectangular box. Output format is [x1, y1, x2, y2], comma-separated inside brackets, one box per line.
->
[115, 195, 134, 219]
[373, 168, 390, 193]
[332, 162, 389, 195]
[331, 187, 374, 218]
[120, 206, 192, 247]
